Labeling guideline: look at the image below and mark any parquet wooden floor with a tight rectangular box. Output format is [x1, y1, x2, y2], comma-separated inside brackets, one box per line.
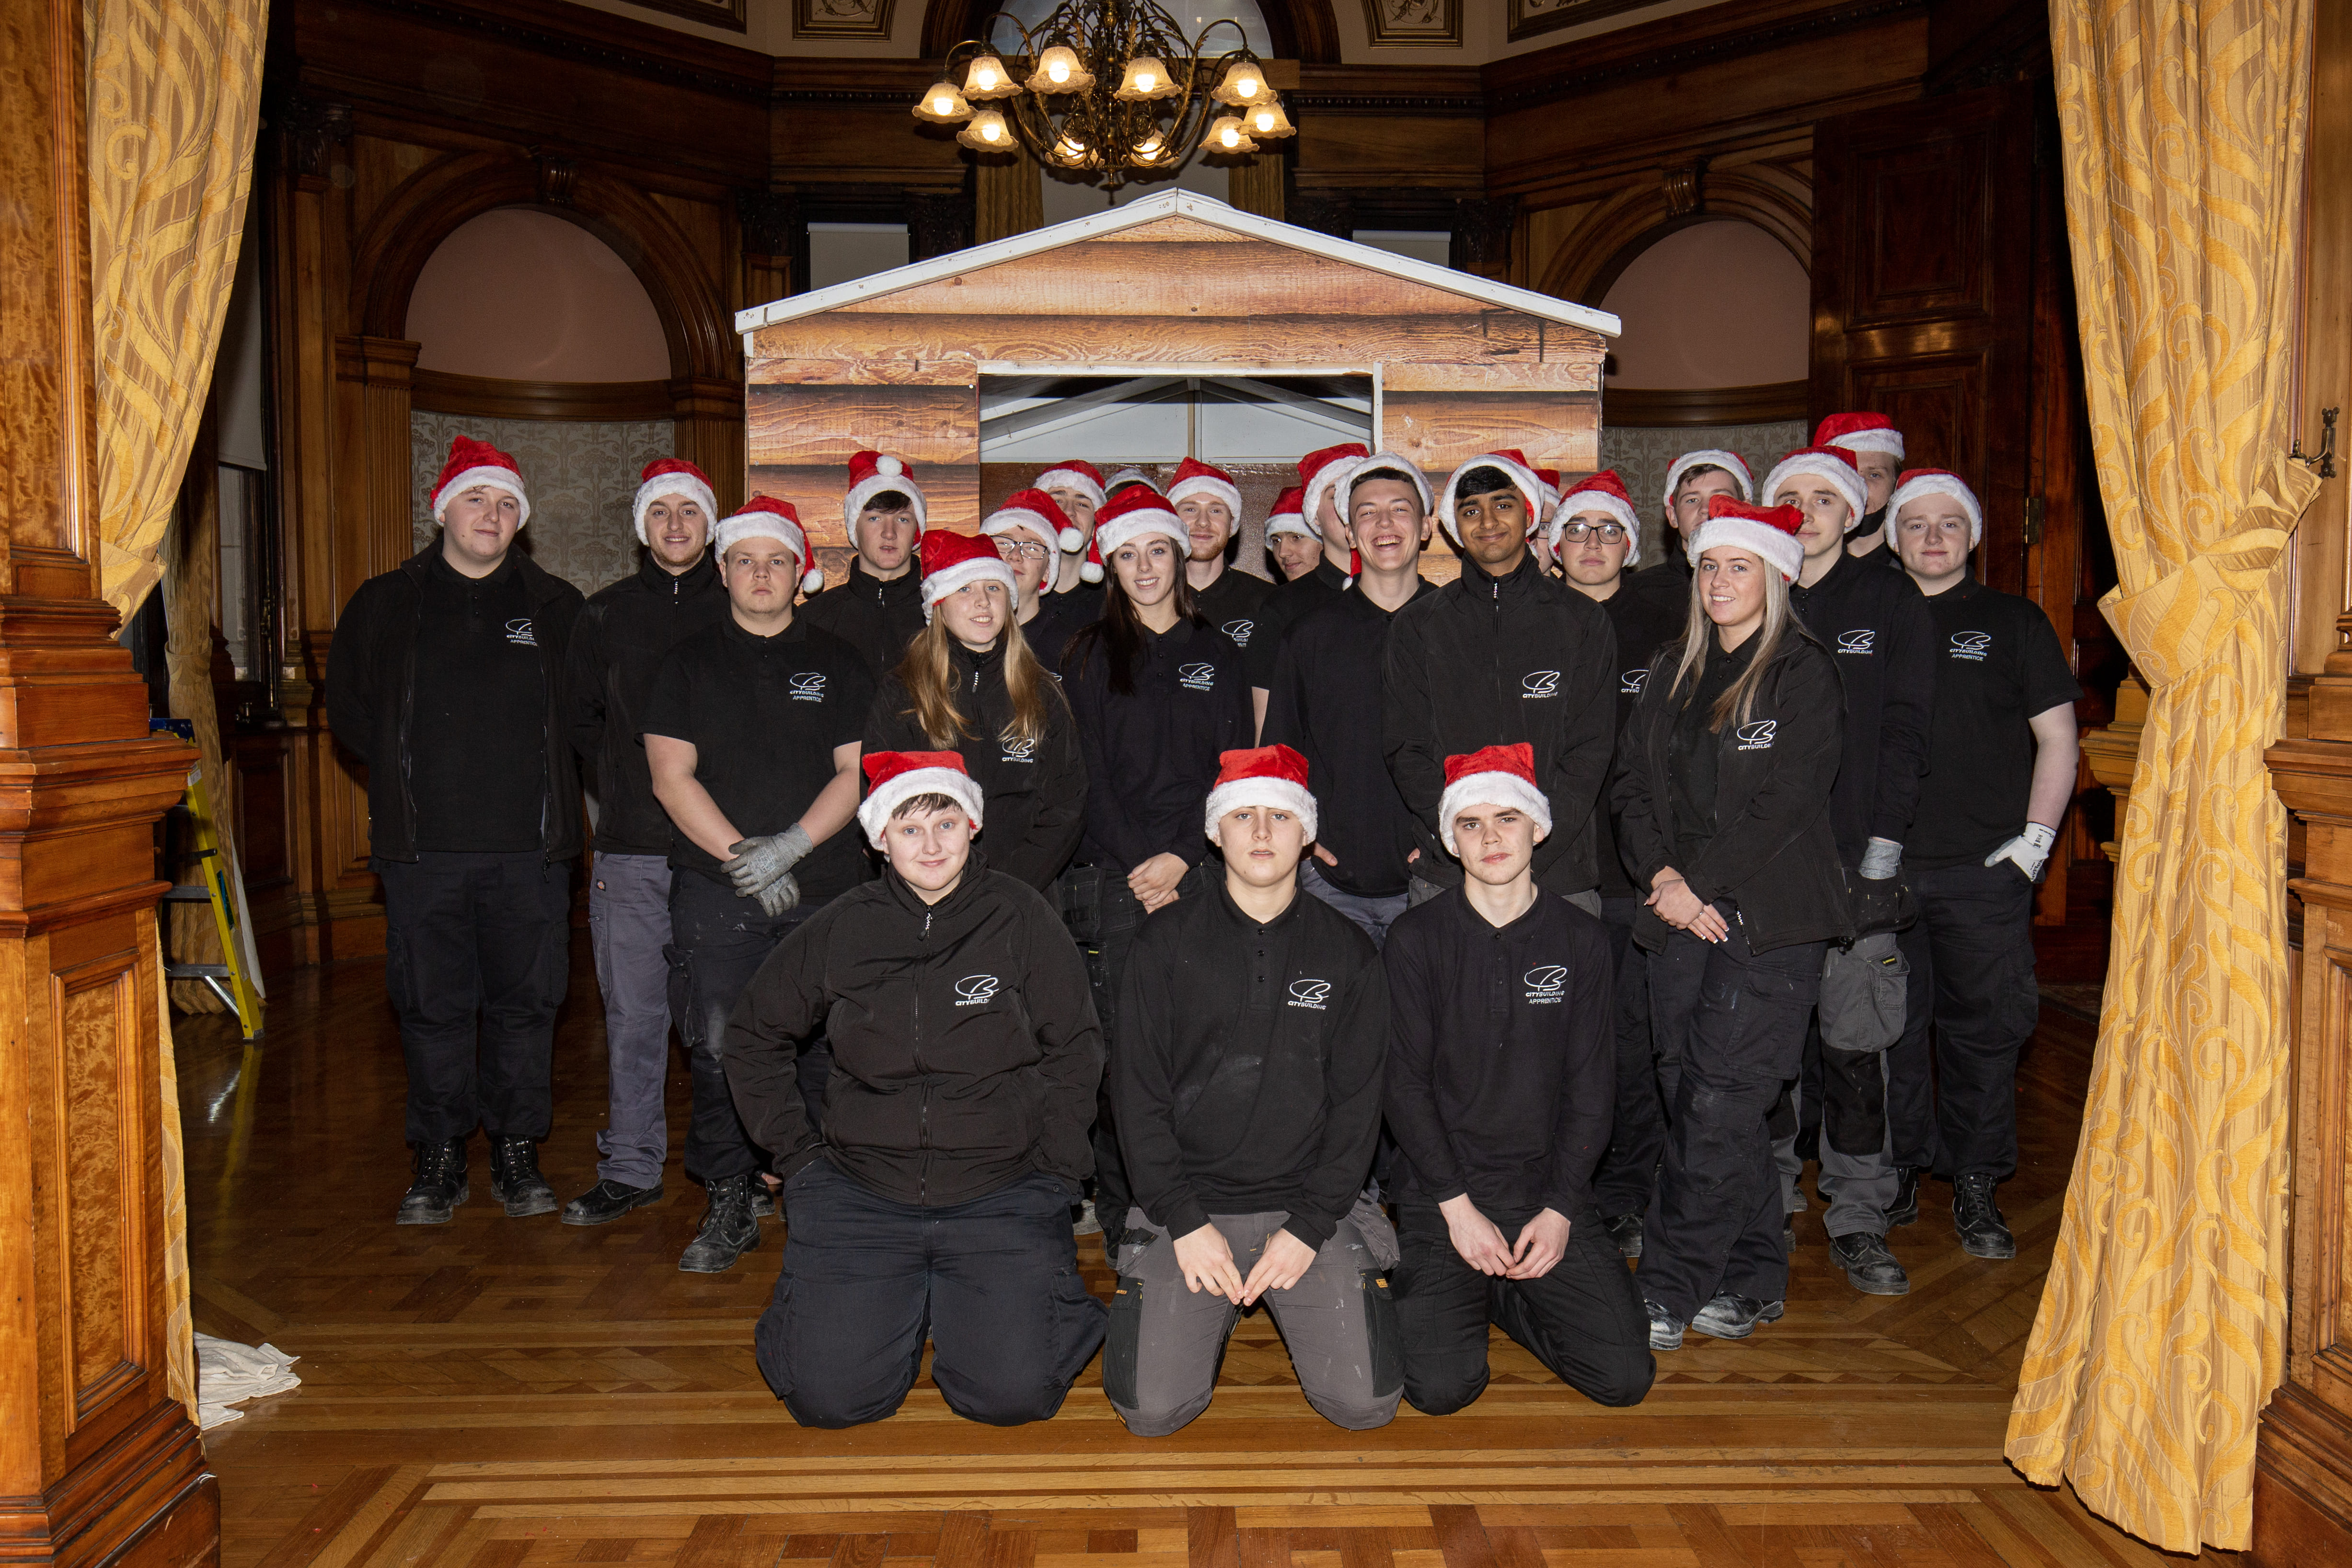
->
[180, 938, 2232, 1568]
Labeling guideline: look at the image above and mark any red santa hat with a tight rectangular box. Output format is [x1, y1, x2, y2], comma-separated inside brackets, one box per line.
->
[1662, 449, 1755, 513]
[1033, 459, 1107, 510]
[918, 529, 1021, 621]
[714, 496, 826, 594]
[1532, 468, 1564, 528]
[1435, 449, 1548, 546]
[1691, 495, 1806, 583]
[982, 487, 1081, 554]
[842, 450, 927, 549]
[1763, 445, 1868, 530]
[1438, 743, 1551, 855]
[1203, 744, 1318, 845]
[1298, 441, 1371, 531]
[1263, 485, 1312, 541]
[1814, 411, 1906, 460]
[631, 457, 716, 546]
[1886, 468, 1982, 547]
[1083, 486, 1187, 586]
[1166, 457, 1243, 524]
[1549, 470, 1644, 566]
[431, 435, 530, 528]
[856, 750, 985, 849]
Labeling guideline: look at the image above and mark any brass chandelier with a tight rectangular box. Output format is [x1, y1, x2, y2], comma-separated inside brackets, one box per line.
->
[913, 0, 1294, 196]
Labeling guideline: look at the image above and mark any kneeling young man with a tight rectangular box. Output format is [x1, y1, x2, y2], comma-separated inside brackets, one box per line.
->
[1109, 745, 1398, 1437]
[1382, 745, 1656, 1412]
[724, 752, 1107, 1429]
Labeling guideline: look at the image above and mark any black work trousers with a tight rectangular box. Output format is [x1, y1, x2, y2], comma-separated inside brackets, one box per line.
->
[1589, 895, 1666, 1220]
[755, 1159, 1106, 1428]
[668, 870, 823, 1185]
[1637, 916, 1826, 1322]
[1888, 859, 2041, 1180]
[1392, 1200, 1654, 1412]
[378, 850, 573, 1147]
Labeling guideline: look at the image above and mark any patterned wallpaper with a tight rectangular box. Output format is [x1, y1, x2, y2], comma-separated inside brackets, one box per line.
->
[1599, 421, 1810, 515]
[410, 412, 674, 595]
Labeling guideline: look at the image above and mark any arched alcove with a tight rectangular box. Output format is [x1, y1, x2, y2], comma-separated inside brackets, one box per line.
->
[405, 209, 669, 382]
[1600, 219, 1810, 390]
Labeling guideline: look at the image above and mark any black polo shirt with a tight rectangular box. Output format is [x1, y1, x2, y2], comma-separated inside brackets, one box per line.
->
[1910, 574, 2082, 869]
[410, 552, 544, 853]
[642, 613, 875, 898]
[1247, 557, 1349, 688]
[1594, 580, 1685, 896]
[1192, 565, 1273, 660]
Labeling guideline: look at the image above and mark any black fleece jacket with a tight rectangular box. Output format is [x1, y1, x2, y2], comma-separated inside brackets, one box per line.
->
[865, 639, 1087, 892]
[327, 544, 585, 863]
[1383, 553, 1617, 895]
[1246, 557, 1349, 688]
[1113, 876, 1388, 1251]
[1062, 616, 1252, 871]
[1613, 633, 1852, 954]
[722, 851, 1102, 1207]
[800, 559, 927, 675]
[1787, 547, 1936, 857]
[1594, 581, 1687, 897]
[1381, 886, 1615, 1219]
[565, 553, 727, 855]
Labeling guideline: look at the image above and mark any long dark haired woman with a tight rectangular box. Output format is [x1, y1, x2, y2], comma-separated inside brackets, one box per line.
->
[865, 526, 1084, 893]
[1611, 495, 1850, 1351]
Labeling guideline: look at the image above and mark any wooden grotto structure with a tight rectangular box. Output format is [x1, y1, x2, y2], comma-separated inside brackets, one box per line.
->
[737, 191, 1618, 588]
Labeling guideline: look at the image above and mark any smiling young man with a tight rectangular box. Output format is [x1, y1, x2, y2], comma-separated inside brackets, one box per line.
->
[558, 458, 733, 1226]
[1386, 450, 1617, 913]
[1889, 471, 2080, 1260]
[801, 449, 928, 673]
[1169, 457, 1273, 654]
[641, 496, 871, 1274]
[329, 437, 586, 1225]
[724, 750, 1106, 1429]
[1107, 745, 1397, 1437]
[1382, 744, 1654, 1412]
[1259, 458, 1438, 946]
[1035, 458, 1107, 600]
[1814, 413, 1907, 562]
[1627, 450, 1753, 618]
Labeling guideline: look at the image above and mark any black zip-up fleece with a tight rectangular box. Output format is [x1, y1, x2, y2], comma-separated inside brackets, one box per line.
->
[1787, 547, 1935, 857]
[1062, 616, 1252, 871]
[1384, 553, 1617, 895]
[1612, 632, 1852, 954]
[1595, 582, 1687, 896]
[722, 851, 1102, 1206]
[864, 640, 1087, 893]
[565, 552, 726, 856]
[1381, 886, 1616, 1218]
[327, 544, 585, 863]
[800, 558, 927, 675]
[1113, 876, 1387, 1251]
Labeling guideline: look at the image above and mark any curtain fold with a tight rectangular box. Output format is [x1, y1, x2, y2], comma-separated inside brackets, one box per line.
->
[84, 0, 268, 1424]
[2003, 0, 2319, 1552]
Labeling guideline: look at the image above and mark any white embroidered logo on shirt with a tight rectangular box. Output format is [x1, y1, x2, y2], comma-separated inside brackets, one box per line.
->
[1524, 965, 1568, 1004]
[1837, 629, 1876, 655]
[1287, 979, 1331, 1011]
[1522, 669, 1561, 699]
[789, 671, 827, 702]
[954, 975, 1001, 1007]
[1620, 667, 1649, 695]
[1178, 662, 1217, 691]
[1000, 737, 1037, 763]
[504, 618, 537, 647]
[1221, 618, 1255, 647]
[1735, 719, 1777, 751]
[1949, 631, 1991, 662]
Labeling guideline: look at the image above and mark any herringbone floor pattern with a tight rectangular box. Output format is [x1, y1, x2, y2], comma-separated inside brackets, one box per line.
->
[182, 938, 2231, 1568]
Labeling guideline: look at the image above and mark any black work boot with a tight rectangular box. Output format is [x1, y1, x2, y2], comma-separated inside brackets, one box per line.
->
[1603, 1212, 1644, 1258]
[396, 1138, 469, 1224]
[679, 1174, 761, 1273]
[1690, 1293, 1785, 1340]
[487, 1136, 557, 1218]
[1951, 1173, 2016, 1259]
[1887, 1165, 1921, 1227]
[561, 1177, 664, 1226]
[1828, 1231, 1911, 1295]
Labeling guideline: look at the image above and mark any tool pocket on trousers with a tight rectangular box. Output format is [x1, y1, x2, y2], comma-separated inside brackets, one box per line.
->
[1059, 866, 1105, 944]
[1819, 933, 1906, 1053]
[663, 944, 701, 1051]
[1103, 1275, 1145, 1408]
[1349, 1192, 1402, 1269]
[1360, 1269, 1403, 1397]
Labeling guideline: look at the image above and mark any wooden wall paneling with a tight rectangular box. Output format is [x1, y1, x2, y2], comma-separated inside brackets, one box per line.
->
[745, 373, 979, 581]
[410, 372, 678, 422]
[1380, 388, 1601, 476]
[753, 313, 1552, 369]
[2292, 0, 2352, 680]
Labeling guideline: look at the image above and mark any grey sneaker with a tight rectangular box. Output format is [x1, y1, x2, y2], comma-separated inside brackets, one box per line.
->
[1644, 1299, 1684, 1351]
[1828, 1231, 1911, 1295]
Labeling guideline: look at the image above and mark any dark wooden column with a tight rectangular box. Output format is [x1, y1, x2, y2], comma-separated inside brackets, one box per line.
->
[0, 0, 219, 1566]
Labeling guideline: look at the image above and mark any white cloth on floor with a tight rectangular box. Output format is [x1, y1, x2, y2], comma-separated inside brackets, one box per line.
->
[196, 1333, 300, 1430]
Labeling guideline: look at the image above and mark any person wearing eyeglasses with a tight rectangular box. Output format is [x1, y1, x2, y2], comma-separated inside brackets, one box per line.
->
[983, 488, 1088, 673]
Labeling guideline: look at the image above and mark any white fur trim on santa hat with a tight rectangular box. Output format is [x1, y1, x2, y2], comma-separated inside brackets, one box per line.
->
[855, 764, 986, 849]
[1829, 427, 1905, 459]
[1167, 470, 1243, 523]
[1435, 453, 1545, 546]
[1203, 776, 1318, 844]
[1034, 466, 1106, 507]
[1549, 485, 1644, 567]
[715, 510, 825, 593]
[920, 555, 1020, 621]
[1264, 507, 1313, 541]
[1437, 771, 1552, 855]
[1690, 516, 1804, 583]
[1763, 452, 1868, 531]
[982, 504, 1067, 554]
[632, 470, 716, 546]
[1344, 453, 1433, 513]
[843, 456, 926, 547]
[1661, 450, 1753, 511]
[1094, 506, 1187, 564]
[1885, 473, 1983, 547]
[434, 467, 531, 528]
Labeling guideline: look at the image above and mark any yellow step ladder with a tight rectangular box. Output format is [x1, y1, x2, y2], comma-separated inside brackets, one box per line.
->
[156, 721, 263, 1040]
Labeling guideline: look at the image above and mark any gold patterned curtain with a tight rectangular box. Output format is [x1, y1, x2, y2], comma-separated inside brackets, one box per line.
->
[85, 0, 268, 1421]
[2004, 0, 2320, 1551]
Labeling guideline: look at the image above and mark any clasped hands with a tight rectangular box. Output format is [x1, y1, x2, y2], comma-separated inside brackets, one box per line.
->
[1645, 866, 1728, 943]
[1172, 1223, 1319, 1304]
[1439, 1193, 1570, 1279]
[726, 823, 814, 915]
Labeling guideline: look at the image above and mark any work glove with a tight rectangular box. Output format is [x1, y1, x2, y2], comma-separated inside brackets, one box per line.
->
[751, 871, 800, 917]
[726, 823, 814, 899]
[1984, 822, 2057, 883]
[1859, 837, 1902, 880]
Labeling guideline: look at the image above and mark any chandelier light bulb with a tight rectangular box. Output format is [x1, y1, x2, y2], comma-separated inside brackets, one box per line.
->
[957, 108, 1014, 149]
[913, 80, 975, 123]
[1201, 114, 1257, 153]
[1214, 58, 1269, 106]
[963, 55, 1019, 99]
[1030, 46, 1092, 92]
[1115, 56, 1177, 101]
[1248, 99, 1294, 138]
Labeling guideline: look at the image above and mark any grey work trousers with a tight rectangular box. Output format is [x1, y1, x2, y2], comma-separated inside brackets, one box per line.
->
[1106, 1202, 1404, 1437]
[589, 853, 676, 1189]
[1299, 862, 1409, 949]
